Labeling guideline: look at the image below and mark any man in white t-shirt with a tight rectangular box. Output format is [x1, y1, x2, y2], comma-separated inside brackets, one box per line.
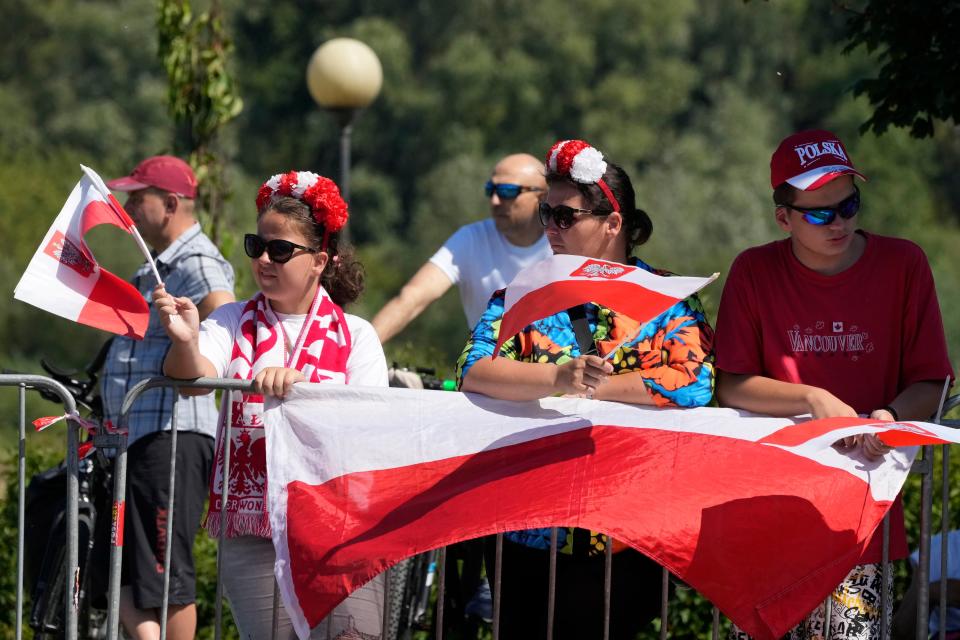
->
[372, 153, 551, 340]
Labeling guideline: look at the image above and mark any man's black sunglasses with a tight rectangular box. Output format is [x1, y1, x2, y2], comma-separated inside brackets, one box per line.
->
[244, 234, 317, 264]
[485, 180, 544, 200]
[538, 202, 612, 230]
[780, 186, 861, 226]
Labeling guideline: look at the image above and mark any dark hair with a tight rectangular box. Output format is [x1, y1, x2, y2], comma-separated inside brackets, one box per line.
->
[258, 195, 364, 307]
[546, 162, 653, 255]
[773, 183, 798, 207]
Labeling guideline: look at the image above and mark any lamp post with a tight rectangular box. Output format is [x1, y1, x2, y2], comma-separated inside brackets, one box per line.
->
[306, 37, 383, 243]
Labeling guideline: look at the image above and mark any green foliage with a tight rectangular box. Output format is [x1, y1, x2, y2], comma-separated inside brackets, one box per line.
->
[158, 0, 244, 244]
[844, 0, 960, 138]
[3, 0, 960, 635]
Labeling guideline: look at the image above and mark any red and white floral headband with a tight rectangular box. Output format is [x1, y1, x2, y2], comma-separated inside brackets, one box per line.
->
[546, 140, 621, 212]
[256, 170, 349, 250]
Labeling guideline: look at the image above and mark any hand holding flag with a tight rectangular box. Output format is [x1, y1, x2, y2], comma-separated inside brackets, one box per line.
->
[13, 166, 162, 339]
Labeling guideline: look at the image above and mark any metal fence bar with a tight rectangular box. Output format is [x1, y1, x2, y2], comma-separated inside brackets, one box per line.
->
[16, 384, 26, 640]
[65, 386, 80, 640]
[881, 513, 890, 640]
[941, 444, 950, 640]
[823, 594, 831, 633]
[216, 386, 235, 640]
[435, 545, 446, 638]
[381, 565, 391, 640]
[547, 528, 557, 640]
[105, 413, 128, 640]
[492, 533, 503, 640]
[917, 444, 934, 640]
[712, 605, 719, 640]
[603, 537, 613, 640]
[0, 374, 79, 640]
[272, 580, 281, 640]
[659, 567, 669, 640]
[159, 391, 180, 640]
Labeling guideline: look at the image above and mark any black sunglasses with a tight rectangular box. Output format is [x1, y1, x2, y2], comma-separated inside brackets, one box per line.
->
[244, 233, 317, 264]
[485, 180, 543, 200]
[538, 202, 612, 230]
[781, 186, 861, 226]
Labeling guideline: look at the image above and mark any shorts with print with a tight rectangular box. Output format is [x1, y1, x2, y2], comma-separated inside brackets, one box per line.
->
[729, 563, 892, 640]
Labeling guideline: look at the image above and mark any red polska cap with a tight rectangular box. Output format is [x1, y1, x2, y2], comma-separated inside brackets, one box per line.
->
[770, 129, 867, 191]
[107, 155, 198, 198]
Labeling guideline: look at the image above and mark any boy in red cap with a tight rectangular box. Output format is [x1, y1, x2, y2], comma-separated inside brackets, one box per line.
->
[714, 130, 954, 638]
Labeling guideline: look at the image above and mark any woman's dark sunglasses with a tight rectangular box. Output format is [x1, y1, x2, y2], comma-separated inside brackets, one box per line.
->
[538, 202, 612, 230]
[244, 233, 317, 264]
[485, 180, 543, 200]
[783, 186, 861, 226]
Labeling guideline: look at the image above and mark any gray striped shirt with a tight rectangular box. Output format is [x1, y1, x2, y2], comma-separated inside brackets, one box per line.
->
[101, 223, 234, 445]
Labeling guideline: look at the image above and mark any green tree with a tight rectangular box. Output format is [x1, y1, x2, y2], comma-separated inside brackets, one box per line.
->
[844, 0, 960, 138]
[157, 0, 244, 244]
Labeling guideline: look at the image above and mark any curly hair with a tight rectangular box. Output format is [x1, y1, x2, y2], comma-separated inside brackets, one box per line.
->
[257, 195, 364, 307]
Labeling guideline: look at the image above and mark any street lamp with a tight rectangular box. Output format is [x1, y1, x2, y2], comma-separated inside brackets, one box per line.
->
[306, 37, 383, 242]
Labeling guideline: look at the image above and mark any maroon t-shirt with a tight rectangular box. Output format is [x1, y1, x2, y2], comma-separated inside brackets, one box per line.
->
[715, 231, 954, 562]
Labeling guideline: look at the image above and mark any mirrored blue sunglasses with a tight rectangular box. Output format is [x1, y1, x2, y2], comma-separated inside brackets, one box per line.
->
[484, 180, 543, 200]
[782, 186, 861, 226]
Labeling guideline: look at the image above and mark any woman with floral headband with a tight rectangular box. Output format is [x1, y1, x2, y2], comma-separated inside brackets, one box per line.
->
[457, 140, 715, 638]
[155, 171, 388, 638]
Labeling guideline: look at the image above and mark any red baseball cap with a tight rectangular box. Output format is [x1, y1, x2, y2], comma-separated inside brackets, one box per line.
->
[107, 155, 198, 198]
[770, 129, 867, 190]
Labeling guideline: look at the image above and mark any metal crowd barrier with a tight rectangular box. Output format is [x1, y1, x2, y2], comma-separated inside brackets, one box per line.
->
[113, 376, 254, 640]
[6, 373, 960, 639]
[0, 374, 80, 640]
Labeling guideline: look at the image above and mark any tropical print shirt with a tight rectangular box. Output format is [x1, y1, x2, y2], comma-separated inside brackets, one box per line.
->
[456, 255, 715, 553]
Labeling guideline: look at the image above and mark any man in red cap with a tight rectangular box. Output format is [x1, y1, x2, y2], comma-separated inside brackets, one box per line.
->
[101, 155, 235, 640]
[714, 130, 954, 638]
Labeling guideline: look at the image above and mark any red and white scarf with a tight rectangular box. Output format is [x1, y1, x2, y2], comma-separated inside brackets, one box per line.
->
[205, 286, 351, 538]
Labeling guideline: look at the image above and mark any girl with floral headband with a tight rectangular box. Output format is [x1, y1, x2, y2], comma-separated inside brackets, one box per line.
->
[457, 140, 715, 638]
[154, 171, 388, 638]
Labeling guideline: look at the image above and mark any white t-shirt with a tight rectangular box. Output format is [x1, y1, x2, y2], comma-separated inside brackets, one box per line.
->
[198, 300, 388, 387]
[429, 218, 552, 327]
[910, 530, 960, 634]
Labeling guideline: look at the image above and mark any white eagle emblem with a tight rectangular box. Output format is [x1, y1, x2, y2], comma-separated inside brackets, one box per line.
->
[580, 263, 625, 278]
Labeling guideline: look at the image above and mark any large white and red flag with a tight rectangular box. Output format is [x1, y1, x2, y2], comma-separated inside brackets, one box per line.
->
[14, 167, 150, 338]
[495, 254, 718, 355]
[263, 385, 955, 640]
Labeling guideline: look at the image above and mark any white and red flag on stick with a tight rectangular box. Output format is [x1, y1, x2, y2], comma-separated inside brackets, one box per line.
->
[494, 254, 718, 355]
[14, 166, 156, 338]
[263, 385, 956, 640]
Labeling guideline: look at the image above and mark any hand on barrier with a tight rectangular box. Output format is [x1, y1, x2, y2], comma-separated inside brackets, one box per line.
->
[253, 366, 306, 398]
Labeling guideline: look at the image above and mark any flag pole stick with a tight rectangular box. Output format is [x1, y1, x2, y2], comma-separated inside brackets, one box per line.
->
[128, 226, 164, 285]
[79, 164, 164, 285]
[601, 272, 720, 360]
